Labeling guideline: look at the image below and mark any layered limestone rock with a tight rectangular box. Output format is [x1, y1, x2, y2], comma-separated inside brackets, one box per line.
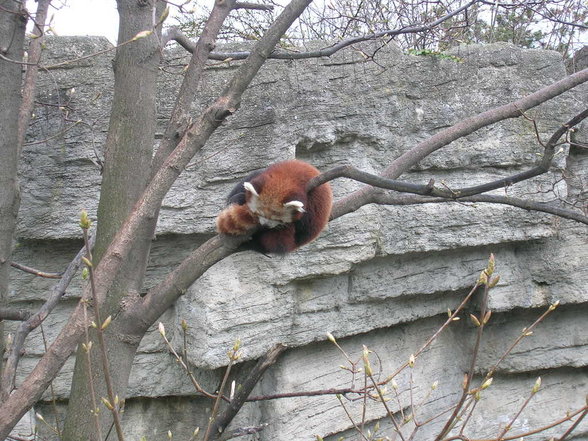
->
[7, 37, 587, 440]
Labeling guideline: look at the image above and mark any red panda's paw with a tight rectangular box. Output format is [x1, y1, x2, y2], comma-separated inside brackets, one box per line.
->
[216, 204, 259, 236]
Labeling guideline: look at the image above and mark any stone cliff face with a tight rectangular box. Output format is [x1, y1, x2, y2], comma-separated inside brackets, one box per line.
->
[8, 37, 588, 440]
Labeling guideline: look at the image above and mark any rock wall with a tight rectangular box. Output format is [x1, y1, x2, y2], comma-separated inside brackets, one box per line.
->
[6, 37, 588, 440]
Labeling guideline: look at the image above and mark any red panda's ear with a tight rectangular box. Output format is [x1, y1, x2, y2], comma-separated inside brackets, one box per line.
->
[284, 200, 305, 213]
[243, 182, 259, 197]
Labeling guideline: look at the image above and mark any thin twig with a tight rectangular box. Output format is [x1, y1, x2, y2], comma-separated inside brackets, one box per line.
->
[435, 268, 493, 440]
[81, 298, 103, 441]
[203, 342, 240, 441]
[247, 386, 363, 401]
[381, 282, 480, 386]
[557, 407, 588, 441]
[458, 397, 480, 436]
[0, 236, 95, 401]
[200, 0, 479, 60]
[495, 378, 541, 440]
[461, 404, 588, 441]
[336, 394, 370, 441]
[365, 354, 406, 441]
[485, 301, 559, 379]
[42, 34, 139, 70]
[39, 324, 62, 439]
[22, 119, 83, 147]
[9, 261, 63, 279]
[372, 192, 588, 225]
[80, 223, 125, 441]
[158, 323, 218, 400]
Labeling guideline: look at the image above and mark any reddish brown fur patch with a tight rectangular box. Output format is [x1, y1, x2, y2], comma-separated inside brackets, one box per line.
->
[217, 160, 333, 253]
[256, 224, 298, 254]
[247, 160, 321, 207]
[216, 204, 258, 235]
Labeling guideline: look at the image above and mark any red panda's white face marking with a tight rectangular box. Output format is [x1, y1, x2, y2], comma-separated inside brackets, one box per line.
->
[244, 181, 305, 228]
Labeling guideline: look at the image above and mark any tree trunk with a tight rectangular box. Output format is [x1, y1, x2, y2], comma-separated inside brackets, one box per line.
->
[61, 1, 165, 439]
[0, 0, 26, 395]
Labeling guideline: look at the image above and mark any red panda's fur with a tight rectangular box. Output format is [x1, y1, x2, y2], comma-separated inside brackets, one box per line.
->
[216, 160, 332, 254]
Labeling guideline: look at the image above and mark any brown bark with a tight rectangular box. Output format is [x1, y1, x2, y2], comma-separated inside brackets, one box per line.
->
[61, 0, 165, 438]
[17, 0, 51, 152]
[0, 0, 26, 400]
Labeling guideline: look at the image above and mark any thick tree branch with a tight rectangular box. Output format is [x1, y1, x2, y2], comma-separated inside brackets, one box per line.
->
[234, 2, 274, 10]
[381, 68, 588, 180]
[153, 0, 238, 173]
[127, 235, 238, 328]
[1, 6, 586, 438]
[309, 107, 588, 198]
[125, 0, 315, 326]
[0, 308, 31, 321]
[304, 107, 588, 224]
[210, 343, 287, 439]
[127, 64, 588, 333]
[17, 0, 50, 153]
[0, 0, 27, 415]
[162, 26, 196, 52]
[332, 67, 588, 219]
[128, 69, 588, 336]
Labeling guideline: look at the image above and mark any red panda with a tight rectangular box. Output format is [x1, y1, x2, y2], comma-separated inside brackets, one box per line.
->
[216, 160, 333, 254]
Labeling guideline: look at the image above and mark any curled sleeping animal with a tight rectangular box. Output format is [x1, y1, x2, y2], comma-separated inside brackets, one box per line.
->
[216, 160, 332, 254]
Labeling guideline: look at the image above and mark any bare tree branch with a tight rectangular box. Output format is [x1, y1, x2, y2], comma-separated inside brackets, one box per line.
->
[381, 70, 588, 180]
[209, 343, 287, 439]
[371, 192, 588, 225]
[234, 2, 274, 11]
[17, 0, 51, 154]
[557, 407, 588, 441]
[302, 107, 588, 225]
[0, 0, 27, 414]
[0, 308, 31, 321]
[478, 0, 588, 30]
[162, 26, 196, 51]
[309, 107, 588, 199]
[124, 63, 588, 335]
[9, 261, 62, 279]
[169, 0, 478, 59]
[332, 67, 588, 219]
[217, 424, 269, 440]
[1, 2, 586, 436]
[152, 0, 238, 174]
[0, 235, 94, 401]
